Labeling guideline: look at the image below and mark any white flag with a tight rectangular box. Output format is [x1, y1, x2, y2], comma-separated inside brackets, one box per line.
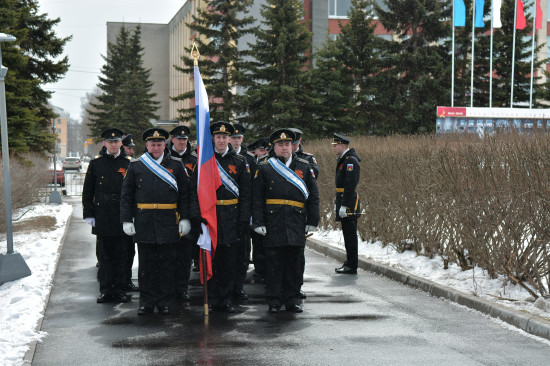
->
[493, 0, 502, 28]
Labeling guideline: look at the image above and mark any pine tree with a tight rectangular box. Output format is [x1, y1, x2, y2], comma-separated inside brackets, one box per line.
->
[374, 0, 451, 134]
[0, 0, 70, 154]
[240, 0, 314, 137]
[88, 25, 159, 151]
[172, 0, 254, 123]
[311, 0, 382, 135]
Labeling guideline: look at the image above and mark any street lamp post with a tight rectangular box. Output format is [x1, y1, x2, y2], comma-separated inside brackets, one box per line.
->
[49, 121, 61, 204]
[0, 33, 31, 284]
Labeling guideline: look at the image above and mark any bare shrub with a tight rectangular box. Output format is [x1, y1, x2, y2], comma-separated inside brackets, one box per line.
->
[306, 133, 550, 297]
[0, 153, 50, 233]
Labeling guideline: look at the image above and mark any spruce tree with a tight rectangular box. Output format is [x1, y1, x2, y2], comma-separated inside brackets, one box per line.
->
[88, 26, 158, 151]
[311, 0, 382, 135]
[0, 0, 70, 154]
[375, 0, 451, 133]
[241, 0, 314, 137]
[172, 0, 254, 123]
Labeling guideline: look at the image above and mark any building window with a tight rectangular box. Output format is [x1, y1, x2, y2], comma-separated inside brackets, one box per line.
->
[57, 119, 61, 124]
[57, 129, 61, 134]
[329, 0, 352, 18]
[329, 33, 338, 41]
[547, 36, 550, 58]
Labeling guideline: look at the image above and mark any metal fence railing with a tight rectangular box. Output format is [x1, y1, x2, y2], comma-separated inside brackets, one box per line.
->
[40, 171, 85, 202]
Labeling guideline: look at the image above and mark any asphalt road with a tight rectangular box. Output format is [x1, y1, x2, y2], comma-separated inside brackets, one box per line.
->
[32, 198, 550, 366]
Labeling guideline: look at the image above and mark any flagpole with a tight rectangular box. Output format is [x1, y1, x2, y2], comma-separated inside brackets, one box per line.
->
[192, 42, 209, 317]
[511, 0, 518, 108]
[470, 0, 475, 107]
[529, 2, 537, 109]
[489, 0, 494, 108]
[452, 0, 455, 107]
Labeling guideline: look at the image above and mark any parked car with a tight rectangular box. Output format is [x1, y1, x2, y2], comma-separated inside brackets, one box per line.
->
[62, 157, 82, 171]
[48, 168, 65, 187]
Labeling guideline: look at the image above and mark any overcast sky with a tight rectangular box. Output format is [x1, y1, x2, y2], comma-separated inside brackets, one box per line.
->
[37, 0, 185, 121]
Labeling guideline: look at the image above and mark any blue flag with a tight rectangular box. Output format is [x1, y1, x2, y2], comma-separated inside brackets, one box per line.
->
[475, 0, 485, 27]
[454, 0, 466, 27]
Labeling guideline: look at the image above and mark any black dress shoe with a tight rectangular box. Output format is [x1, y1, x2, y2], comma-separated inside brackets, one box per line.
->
[286, 304, 303, 313]
[158, 306, 171, 314]
[233, 289, 249, 300]
[137, 306, 154, 315]
[176, 291, 191, 301]
[96, 293, 114, 303]
[125, 282, 140, 292]
[335, 265, 357, 274]
[114, 293, 130, 303]
[268, 305, 280, 313]
[300, 290, 307, 299]
[218, 304, 236, 313]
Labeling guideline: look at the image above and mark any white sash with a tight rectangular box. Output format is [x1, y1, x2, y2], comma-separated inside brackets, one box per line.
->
[216, 160, 239, 197]
[268, 157, 309, 200]
[140, 152, 178, 192]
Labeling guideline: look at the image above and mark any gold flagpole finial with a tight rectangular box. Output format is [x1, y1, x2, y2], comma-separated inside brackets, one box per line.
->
[191, 42, 200, 66]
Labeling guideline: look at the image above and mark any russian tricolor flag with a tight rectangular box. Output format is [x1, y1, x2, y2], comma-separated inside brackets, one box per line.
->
[194, 65, 221, 282]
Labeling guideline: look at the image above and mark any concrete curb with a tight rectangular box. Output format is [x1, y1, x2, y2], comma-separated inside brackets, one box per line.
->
[306, 237, 550, 342]
[23, 204, 73, 365]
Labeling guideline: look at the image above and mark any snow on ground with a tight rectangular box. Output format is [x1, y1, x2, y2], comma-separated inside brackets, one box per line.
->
[0, 203, 72, 366]
[312, 229, 550, 320]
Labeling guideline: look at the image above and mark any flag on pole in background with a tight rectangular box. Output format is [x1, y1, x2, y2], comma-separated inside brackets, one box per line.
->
[194, 65, 221, 283]
[516, 0, 526, 29]
[493, 0, 502, 28]
[454, 0, 466, 27]
[475, 0, 485, 27]
[536, 0, 543, 29]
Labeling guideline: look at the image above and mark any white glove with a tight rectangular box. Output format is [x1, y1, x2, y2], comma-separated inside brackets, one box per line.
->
[339, 206, 348, 218]
[305, 225, 317, 233]
[84, 217, 95, 227]
[123, 222, 136, 236]
[254, 226, 267, 236]
[179, 219, 191, 236]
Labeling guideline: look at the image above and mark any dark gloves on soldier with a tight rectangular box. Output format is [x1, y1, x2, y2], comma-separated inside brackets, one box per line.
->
[190, 217, 203, 239]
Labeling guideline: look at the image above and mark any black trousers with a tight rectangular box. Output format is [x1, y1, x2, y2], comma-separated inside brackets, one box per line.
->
[208, 243, 236, 307]
[122, 236, 135, 284]
[97, 236, 127, 295]
[251, 231, 266, 278]
[137, 243, 176, 309]
[341, 218, 358, 269]
[264, 246, 303, 308]
[234, 232, 250, 291]
[175, 235, 194, 295]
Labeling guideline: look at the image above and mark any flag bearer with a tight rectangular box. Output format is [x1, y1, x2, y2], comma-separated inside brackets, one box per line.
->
[208, 121, 252, 313]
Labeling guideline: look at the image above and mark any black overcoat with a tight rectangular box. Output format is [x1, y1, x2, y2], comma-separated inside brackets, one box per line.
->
[335, 148, 361, 221]
[82, 149, 130, 236]
[252, 153, 320, 247]
[120, 150, 199, 244]
[214, 144, 252, 245]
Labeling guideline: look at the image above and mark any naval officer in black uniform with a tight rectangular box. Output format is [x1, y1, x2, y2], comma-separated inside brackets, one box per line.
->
[332, 133, 361, 274]
[83, 128, 131, 304]
[120, 128, 199, 315]
[253, 129, 320, 313]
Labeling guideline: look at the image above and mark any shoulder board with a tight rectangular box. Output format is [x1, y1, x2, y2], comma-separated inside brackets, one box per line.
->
[191, 151, 197, 157]
[246, 151, 255, 158]
[130, 158, 140, 163]
[234, 154, 245, 162]
[170, 156, 182, 161]
[301, 151, 313, 156]
[296, 157, 310, 165]
[258, 160, 269, 166]
[92, 155, 101, 160]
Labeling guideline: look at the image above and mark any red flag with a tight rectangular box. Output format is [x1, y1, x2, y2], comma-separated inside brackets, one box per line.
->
[194, 65, 221, 283]
[536, 0, 543, 30]
[516, 0, 526, 30]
